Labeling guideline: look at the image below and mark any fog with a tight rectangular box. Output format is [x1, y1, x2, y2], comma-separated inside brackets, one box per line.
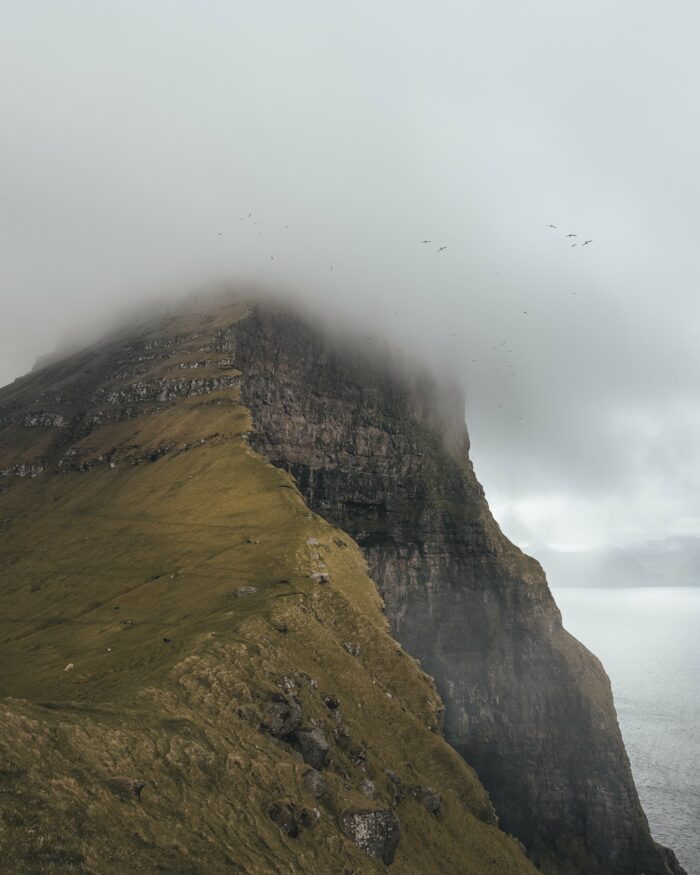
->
[2, 1, 699, 549]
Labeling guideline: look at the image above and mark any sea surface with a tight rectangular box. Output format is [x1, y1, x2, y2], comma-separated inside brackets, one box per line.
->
[552, 586, 700, 874]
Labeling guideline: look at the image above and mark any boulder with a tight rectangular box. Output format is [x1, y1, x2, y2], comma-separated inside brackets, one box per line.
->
[302, 768, 326, 799]
[294, 728, 329, 769]
[261, 693, 302, 739]
[341, 809, 401, 865]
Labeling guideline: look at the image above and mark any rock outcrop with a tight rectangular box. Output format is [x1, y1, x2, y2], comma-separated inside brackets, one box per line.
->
[230, 302, 684, 875]
[341, 809, 401, 864]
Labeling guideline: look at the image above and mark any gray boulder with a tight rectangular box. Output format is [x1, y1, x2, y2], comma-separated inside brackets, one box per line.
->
[302, 768, 327, 799]
[294, 728, 329, 769]
[341, 809, 400, 865]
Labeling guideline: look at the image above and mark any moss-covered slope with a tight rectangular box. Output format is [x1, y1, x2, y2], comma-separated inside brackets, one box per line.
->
[0, 302, 535, 874]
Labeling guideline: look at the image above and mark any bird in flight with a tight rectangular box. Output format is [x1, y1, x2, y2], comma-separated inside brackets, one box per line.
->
[522, 310, 528, 315]
[565, 233, 577, 238]
[546, 224, 557, 229]
[582, 239, 593, 246]
[571, 243, 578, 248]
[436, 246, 447, 253]
[419, 239, 431, 244]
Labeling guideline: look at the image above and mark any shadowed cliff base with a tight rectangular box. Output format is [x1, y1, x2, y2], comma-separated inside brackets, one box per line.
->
[0, 294, 686, 874]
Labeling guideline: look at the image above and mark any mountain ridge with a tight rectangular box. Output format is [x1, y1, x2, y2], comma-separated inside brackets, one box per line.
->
[0, 295, 686, 874]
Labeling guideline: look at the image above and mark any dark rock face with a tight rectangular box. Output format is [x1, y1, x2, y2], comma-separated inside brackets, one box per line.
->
[341, 809, 401, 864]
[293, 728, 329, 770]
[232, 304, 684, 875]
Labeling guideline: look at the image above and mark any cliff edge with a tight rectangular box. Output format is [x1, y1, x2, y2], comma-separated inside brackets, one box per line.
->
[232, 302, 685, 875]
[0, 298, 537, 874]
[0, 296, 685, 874]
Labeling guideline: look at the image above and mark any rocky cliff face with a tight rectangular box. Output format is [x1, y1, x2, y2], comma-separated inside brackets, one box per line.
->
[231, 303, 684, 875]
[0, 297, 684, 874]
[0, 299, 537, 875]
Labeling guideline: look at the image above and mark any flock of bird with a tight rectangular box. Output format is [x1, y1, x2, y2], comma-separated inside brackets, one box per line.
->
[215, 214, 595, 424]
[418, 240, 448, 252]
[545, 224, 593, 247]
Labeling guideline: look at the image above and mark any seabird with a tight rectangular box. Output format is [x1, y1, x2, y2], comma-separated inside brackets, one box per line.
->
[419, 239, 431, 244]
[571, 243, 578, 247]
[565, 233, 577, 238]
[546, 224, 557, 229]
[582, 239, 593, 246]
[436, 246, 447, 252]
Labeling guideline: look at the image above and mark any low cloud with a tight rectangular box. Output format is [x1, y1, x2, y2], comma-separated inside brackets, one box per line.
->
[1, 1, 698, 548]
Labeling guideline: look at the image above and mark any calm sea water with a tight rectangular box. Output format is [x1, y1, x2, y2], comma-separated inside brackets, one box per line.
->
[553, 586, 700, 874]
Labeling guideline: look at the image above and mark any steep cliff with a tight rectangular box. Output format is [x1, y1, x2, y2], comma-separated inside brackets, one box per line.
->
[0, 299, 536, 874]
[0, 296, 684, 874]
[230, 302, 685, 875]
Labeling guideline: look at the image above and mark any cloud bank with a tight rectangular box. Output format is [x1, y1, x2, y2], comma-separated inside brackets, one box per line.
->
[1, 0, 699, 548]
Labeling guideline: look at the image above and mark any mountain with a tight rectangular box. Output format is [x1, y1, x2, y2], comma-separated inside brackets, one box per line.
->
[0, 296, 685, 874]
[531, 538, 700, 588]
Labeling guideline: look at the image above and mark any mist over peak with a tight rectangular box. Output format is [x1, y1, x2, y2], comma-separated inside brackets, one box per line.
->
[2, 1, 699, 548]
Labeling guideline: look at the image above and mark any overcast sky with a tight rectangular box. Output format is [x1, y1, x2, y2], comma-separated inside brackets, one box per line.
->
[1, 1, 699, 550]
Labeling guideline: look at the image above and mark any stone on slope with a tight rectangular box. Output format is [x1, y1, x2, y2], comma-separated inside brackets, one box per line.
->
[341, 809, 401, 865]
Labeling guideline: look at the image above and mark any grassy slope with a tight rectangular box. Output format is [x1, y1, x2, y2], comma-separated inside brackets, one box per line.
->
[0, 370, 535, 873]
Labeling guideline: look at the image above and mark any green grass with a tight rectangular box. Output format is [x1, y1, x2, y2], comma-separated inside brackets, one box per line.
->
[0, 318, 536, 874]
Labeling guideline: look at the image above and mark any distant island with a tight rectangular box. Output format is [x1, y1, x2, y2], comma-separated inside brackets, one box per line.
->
[530, 537, 700, 588]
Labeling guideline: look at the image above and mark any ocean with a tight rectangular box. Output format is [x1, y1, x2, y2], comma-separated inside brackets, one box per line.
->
[552, 586, 700, 874]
